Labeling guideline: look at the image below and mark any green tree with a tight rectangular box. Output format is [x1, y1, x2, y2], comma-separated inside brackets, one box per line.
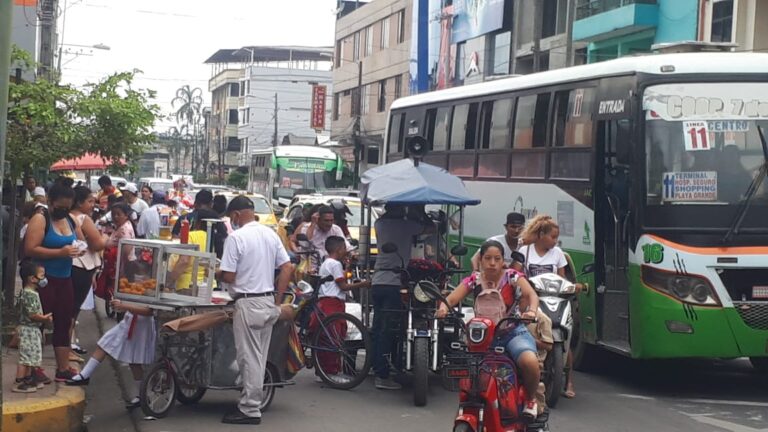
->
[171, 85, 203, 175]
[227, 170, 248, 190]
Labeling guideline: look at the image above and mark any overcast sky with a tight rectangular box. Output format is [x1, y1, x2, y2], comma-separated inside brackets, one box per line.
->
[59, 0, 338, 132]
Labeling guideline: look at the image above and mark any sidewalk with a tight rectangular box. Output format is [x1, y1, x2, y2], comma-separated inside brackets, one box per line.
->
[2, 339, 86, 432]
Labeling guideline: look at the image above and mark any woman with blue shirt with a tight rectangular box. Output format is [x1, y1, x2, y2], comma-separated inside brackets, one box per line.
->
[24, 181, 86, 382]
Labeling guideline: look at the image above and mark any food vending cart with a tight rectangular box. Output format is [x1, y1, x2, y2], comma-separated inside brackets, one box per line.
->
[113, 239, 296, 418]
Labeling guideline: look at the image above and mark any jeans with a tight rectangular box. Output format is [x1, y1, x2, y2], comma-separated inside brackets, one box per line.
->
[371, 285, 402, 379]
[495, 324, 537, 363]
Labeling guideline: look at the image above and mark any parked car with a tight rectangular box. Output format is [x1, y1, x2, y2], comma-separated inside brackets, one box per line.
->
[215, 192, 278, 230]
[138, 177, 174, 194]
[90, 175, 128, 192]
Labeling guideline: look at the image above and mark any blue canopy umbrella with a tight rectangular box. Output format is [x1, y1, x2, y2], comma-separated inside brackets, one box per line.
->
[360, 159, 480, 206]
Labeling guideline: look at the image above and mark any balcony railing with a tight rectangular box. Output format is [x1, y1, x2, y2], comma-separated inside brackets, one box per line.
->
[576, 0, 657, 20]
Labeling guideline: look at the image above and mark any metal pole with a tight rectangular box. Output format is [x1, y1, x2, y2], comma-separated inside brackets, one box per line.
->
[0, 0, 13, 367]
[273, 93, 279, 145]
[533, 0, 542, 72]
[353, 61, 362, 187]
[56, 0, 69, 77]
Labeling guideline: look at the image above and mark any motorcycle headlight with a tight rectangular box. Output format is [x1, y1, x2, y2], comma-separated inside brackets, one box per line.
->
[413, 283, 431, 304]
[641, 266, 720, 306]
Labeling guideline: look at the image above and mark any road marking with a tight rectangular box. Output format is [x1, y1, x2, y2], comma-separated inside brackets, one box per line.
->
[617, 393, 655, 401]
[682, 413, 768, 432]
[683, 399, 768, 408]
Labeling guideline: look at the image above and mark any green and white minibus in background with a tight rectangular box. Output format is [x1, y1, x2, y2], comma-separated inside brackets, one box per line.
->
[384, 52, 768, 371]
[248, 145, 348, 208]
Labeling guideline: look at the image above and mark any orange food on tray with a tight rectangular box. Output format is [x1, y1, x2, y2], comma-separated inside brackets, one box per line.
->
[119, 279, 156, 296]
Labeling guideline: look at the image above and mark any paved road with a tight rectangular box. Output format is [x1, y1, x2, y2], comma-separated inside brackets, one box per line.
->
[80, 302, 768, 432]
[129, 354, 766, 432]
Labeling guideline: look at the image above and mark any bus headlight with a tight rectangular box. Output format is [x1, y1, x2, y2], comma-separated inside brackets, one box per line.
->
[641, 266, 720, 306]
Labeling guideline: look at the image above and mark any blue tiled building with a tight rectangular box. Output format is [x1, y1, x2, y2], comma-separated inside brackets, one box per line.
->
[574, 0, 700, 62]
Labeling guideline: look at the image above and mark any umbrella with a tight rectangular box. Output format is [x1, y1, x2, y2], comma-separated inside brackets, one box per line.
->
[50, 153, 125, 171]
[361, 159, 480, 206]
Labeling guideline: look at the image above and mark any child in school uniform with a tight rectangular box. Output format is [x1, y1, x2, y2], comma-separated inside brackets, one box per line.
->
[311, 236, 370, 382]
[13, 261, 53, 393]
[66, 298, 156, 408]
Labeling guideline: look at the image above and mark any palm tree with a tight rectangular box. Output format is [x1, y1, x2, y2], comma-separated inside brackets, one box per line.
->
[172, 85, 203, 174]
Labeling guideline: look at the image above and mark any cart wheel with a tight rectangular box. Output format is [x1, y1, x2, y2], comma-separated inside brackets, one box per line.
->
[312, 312, 371, 390]
[176, 384, 206, 405]
[104, 297, 115, 319]
[140, 362, 177, 418]
[260, 363, 277, 412]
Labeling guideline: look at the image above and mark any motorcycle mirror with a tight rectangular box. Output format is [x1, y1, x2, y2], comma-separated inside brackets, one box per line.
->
[296, 233, 309, 242]
[580, 263, 595, 275]
[381, 242, 398, 254]
[450, 245, 468, 257]
[417, 280, 443, 301]
[349, 238, 360, 247]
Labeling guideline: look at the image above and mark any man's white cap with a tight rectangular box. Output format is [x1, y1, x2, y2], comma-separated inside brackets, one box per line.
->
[120, 184, 138, 194]
[33, 187, 46, 197]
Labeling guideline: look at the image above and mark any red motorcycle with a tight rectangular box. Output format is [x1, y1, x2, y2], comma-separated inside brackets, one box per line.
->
[419, 283, 548, 432]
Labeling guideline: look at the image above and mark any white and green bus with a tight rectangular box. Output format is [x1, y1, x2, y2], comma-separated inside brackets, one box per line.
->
[248, 145, 348, 208]
[384, 52, 768, 371]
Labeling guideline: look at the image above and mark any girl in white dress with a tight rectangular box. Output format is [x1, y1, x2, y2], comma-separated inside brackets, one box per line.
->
[65, 298, 156, 408]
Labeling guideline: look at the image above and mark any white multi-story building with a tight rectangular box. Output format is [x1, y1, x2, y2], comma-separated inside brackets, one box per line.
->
[205, 46, 333, 172]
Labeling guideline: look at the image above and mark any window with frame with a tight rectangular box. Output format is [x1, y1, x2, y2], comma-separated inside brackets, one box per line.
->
[361, 84, 371, 115]
[377, 80, 387, 112]
[353, 32, 361, 61]
[480, 98, 514, 149]
[228, 109, 238, 125]
[426, 106, 451, 151]
[711, 0, 733, 43]
[381, 18, 390, 49]
[490, 32, 511, 75]
[450, 103, 479, 150]
[397, 9, 406, 43]
[365, 26, 373, 57]
[394, 75, 402, 99]
[387, 112, 405, 154]
[514, 94, 549, 149]
[229, 83, 240, 97]
[552, 88, 594, 148]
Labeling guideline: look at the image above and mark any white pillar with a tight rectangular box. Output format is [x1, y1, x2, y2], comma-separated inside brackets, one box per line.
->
[744, 0, 756, 51]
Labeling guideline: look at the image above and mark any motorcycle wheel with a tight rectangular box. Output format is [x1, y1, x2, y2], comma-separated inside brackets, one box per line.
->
[260, 363, 277, 412]
[750, 357, 768, 373]
[176, 385, 206, 405]
[453, 421, 473, 432]
[413, 337, 429, 407]
[545, 343, 565, 408]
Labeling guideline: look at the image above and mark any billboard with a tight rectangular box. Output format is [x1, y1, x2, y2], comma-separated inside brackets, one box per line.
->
[310, 85, 327, 131]
[452, 0, 505, 44]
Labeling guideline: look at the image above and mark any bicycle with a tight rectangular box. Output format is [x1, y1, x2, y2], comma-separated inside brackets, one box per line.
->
[291, 235, 372, 390]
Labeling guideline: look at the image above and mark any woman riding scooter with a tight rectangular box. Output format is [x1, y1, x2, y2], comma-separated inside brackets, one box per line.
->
[437, 240, 541, 418]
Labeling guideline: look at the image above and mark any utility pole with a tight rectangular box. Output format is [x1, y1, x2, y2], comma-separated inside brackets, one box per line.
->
[38, 0, 58, 80]
[0, 0, 13, 356]
[353, 60, 363, 186]
[273, 93, 279, 146]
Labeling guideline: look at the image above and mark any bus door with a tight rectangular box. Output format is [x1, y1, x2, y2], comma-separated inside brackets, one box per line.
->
[596, 118, 632, 350]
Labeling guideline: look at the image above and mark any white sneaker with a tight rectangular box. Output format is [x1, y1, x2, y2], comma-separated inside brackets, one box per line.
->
[522, 399, 538, 419]
[330, 374, 353, 384]
[314, 375, 323, 383]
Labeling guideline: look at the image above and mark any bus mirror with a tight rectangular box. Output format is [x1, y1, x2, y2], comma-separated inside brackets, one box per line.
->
[451, 245, 468, 257]
[273, 207, 285, 217]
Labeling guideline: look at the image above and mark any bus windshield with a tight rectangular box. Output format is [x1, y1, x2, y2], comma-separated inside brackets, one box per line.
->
[644, 83, 768, 230]
[273, 157, 339, 199]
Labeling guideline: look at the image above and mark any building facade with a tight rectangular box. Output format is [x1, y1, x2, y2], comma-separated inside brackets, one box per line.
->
[573, 0, 700, 62]
[332, 0, 412, 167]
[205, 47, 333, 176]
[699, 0, 768, 52]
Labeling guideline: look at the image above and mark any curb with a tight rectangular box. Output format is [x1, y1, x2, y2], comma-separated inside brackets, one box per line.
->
[2, 385, 86, 432]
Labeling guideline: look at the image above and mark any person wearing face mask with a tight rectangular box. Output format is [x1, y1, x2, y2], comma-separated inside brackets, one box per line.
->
[24, 181, 87, 382]
[215, 196, 292, 425]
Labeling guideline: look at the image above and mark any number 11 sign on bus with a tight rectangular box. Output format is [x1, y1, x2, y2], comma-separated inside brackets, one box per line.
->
[683, 120, 710, 151]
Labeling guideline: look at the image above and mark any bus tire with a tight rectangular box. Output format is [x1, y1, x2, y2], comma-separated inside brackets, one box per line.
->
[750, 357, 768, 373]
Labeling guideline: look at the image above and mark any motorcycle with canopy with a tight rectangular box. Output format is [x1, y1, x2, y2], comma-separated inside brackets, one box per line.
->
[358, 137, 481, 406]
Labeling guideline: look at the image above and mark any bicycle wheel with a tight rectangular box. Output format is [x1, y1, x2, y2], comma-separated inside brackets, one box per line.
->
[140, 362, 177, 418]
[311, 312, 371, 390]
[176, 384, 206, 405]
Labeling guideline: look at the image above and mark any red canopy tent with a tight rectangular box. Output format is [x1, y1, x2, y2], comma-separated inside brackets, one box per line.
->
[50, 153, 125, 171]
